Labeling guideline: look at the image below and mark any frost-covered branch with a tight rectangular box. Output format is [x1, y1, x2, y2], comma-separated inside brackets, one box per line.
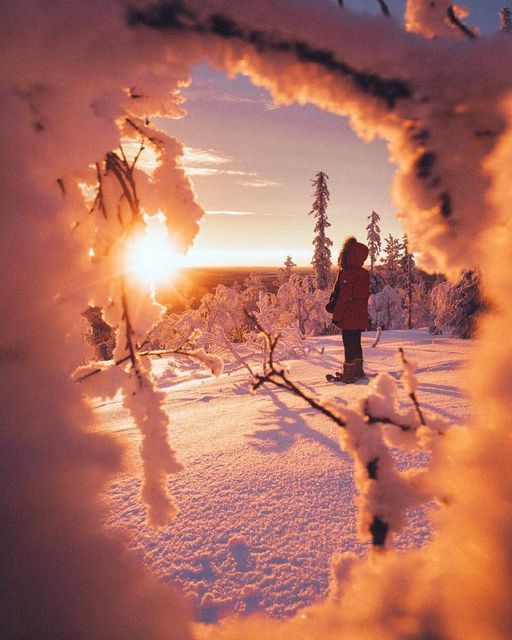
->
[446, 4, 477, 39]
[128, 2, 411, 110]
[376, 0, 390, 18]
[399, 347, 426, 426]
[249, 320, 444, 548]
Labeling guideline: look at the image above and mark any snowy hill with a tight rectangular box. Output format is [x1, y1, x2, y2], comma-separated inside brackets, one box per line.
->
[99, 330, 471, 623]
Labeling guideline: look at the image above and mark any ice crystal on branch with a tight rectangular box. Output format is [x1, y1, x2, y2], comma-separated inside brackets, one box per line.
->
[309, 171, 333, 291]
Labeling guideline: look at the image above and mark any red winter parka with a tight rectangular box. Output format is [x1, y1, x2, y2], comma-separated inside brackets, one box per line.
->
[330, 241, 370, 330]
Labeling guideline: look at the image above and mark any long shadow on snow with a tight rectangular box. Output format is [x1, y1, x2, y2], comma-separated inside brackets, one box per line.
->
[417, 381, 466, 399]
[247, 391, 341, 455]
[415, 359, 467, 375]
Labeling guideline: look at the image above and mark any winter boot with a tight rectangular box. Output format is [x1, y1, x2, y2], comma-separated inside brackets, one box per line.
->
[339, 361, 356, 383]
[354, 358, 367, 380]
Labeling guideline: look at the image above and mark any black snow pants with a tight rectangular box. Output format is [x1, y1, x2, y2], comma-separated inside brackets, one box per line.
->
[342, 329, 363, 363]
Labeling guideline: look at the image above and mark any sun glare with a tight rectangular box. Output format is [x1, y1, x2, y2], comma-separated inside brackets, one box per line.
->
[124, 213, 183, 286]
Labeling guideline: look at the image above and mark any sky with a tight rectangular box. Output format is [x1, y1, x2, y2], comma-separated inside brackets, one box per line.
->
[157, 0, 506, 267]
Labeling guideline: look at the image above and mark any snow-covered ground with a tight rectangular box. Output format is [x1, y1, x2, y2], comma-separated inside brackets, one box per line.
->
[99, 329, 471, 623]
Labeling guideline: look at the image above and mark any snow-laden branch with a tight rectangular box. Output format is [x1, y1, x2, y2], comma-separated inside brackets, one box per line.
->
[249, 318, 449, 548]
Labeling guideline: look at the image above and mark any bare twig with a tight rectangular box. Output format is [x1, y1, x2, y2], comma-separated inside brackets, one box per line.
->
[376, 0, 390, 17]
[398, 347, 427, 426]
[447, 5, 477, 39]
[91, 162, 108, 219]
[120, 278, 143, 386]
[218, 327, 256, 377]
[370, 325, 382, 348]
[105, 152, 138, 219]
[363, 399, 412, 432]
[125, 117, 164, 150]
[131, 140, 146, 171]
[250, 317, 431, 436]
[75, 344, 219, 383]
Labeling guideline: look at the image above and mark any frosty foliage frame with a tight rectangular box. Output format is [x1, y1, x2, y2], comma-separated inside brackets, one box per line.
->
[5, 1, 512, 639]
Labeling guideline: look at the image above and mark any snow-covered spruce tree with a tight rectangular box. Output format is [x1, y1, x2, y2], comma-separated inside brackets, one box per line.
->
[398, 235, 417, 329]
[274, 255, 297, 286]
[428, 277, 451, 334]
[449, 271, 484, 338]
[409, 280, 432, 329]
[366, 210, 381, 273]
[382, 234, 402, 275]
[285, 255, 297, 273]
[428, 270, 483, 338]
[309, 171, 333, 290]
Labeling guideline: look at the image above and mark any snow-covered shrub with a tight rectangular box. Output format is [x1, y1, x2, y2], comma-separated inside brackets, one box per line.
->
[199, 284, 248, 343]
[81, 305, 116, 360]
[150, 308, 205, 350]
[242, 273, 267, 316]
[369, 285, 403, 330]
[429, 271, 483, 337]
[275, 274, 332, 336]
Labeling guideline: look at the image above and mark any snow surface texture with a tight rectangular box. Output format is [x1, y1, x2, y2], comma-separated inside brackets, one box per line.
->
[102, 330, 469, 623]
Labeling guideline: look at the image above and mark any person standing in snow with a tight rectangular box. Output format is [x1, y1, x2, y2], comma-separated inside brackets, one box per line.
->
[326, 236, 370, 383]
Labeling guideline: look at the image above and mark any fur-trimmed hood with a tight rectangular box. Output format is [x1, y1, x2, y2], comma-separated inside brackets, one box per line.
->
[339, 237, 369, 269]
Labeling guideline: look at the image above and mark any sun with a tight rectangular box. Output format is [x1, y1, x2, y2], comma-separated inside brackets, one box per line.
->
[124, 212, 184, 287]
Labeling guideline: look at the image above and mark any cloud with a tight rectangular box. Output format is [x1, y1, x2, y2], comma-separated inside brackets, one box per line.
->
[185, 167, 258, 177]
[240, 178, 283, 188]
[182, 146, 231, 166]
[183, 81, 273, 109]
[218, 93, 261, 105]
[205, 210, 257, 216]
[263, 100, 281, 111]
[181, 146, 276, 184]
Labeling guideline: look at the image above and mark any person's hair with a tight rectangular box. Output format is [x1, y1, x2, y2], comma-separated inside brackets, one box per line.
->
[338, 236, 357, 269]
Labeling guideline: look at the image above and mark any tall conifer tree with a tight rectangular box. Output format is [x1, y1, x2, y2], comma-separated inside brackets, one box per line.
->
[382, 234, 402, 272]
[400, 234, 416, 329]
[366, 210, 381, 273]
[309, 171, 333, 290]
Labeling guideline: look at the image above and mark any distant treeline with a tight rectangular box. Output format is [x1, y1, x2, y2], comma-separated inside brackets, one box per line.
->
[156, 267, 313, 311]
